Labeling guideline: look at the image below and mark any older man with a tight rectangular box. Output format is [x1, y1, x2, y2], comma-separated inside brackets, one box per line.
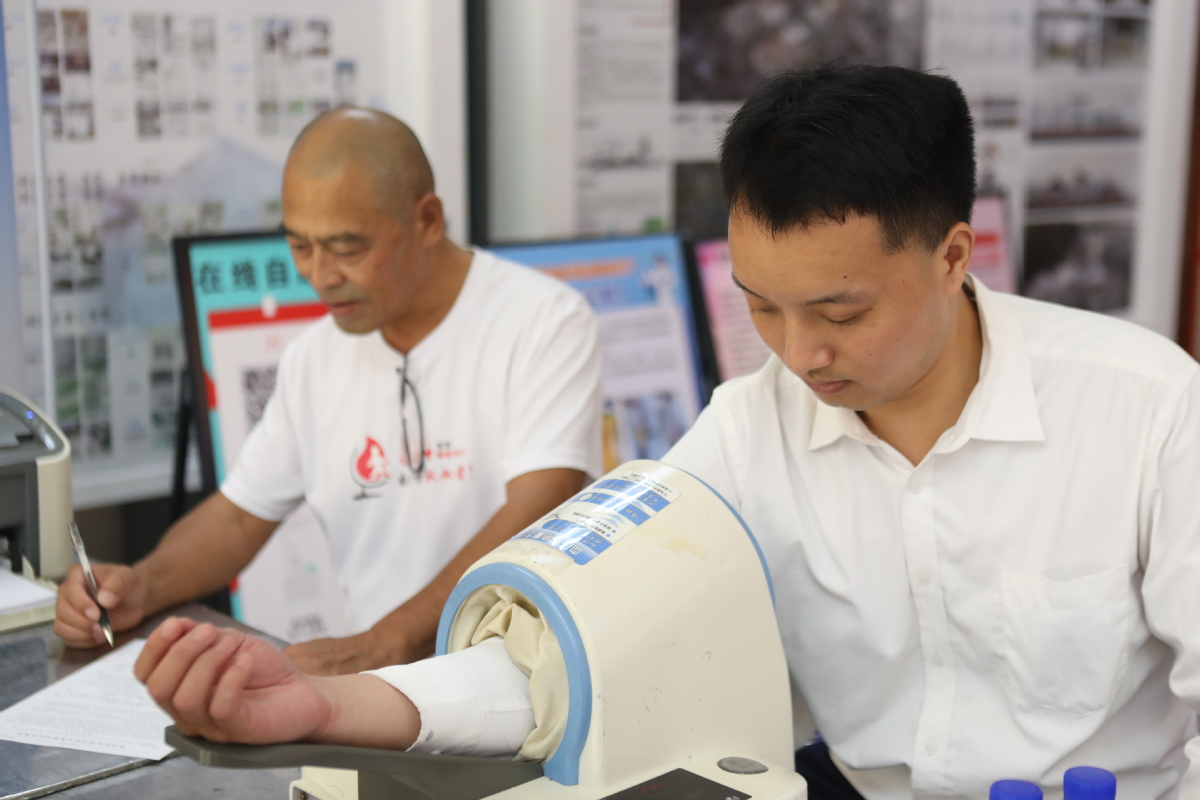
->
[55, 108, 602, 675]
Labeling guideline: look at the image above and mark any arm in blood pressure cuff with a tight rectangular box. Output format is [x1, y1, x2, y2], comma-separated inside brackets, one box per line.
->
[366, 588, 564, 761]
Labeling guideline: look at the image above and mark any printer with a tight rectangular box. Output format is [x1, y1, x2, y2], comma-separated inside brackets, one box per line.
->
[0, 389, 72, 580]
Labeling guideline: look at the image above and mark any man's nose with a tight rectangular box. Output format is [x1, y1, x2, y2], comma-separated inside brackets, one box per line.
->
[307, 249, 345, 291]
[783, 327, 834, 376]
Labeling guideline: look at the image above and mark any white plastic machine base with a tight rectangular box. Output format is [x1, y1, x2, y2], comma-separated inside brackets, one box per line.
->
[290, 461, 807, 800]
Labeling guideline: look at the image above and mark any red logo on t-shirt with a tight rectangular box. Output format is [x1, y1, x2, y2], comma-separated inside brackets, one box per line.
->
[350, 436, 389, 498]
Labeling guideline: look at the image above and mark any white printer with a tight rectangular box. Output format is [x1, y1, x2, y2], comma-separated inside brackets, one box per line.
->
[0, 389, 72, 581]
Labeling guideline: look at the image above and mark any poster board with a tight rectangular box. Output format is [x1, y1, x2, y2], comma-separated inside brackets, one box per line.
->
[692, 239, 772, 383]
[481, 0, 1197, 339]
[493, 234, 712, 472]
[4, 0, 469, 508]
[0, 0, 24, 387]
[174, 231, 344, 643]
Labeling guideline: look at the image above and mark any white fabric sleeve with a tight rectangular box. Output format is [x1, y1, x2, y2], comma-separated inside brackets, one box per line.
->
[219, 344, 306, 522]
[661, 399, 739, 506]
[1139, 370, 1200, 797]
[364, 637, 534, 758]
[501, 291, 603, 482]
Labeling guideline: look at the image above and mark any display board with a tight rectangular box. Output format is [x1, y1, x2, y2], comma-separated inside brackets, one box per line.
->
[175, 231, 344, 643]
[693, 239, 771, 383]
[1, 0, 52, 405]
[0, 0, 24, 388]
[493, 235, 710, 472]
[481, 0, 1197, 340]
[4, 0, 469, 508]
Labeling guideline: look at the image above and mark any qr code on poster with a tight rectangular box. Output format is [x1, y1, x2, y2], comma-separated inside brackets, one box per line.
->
[241, 366, 278, 428]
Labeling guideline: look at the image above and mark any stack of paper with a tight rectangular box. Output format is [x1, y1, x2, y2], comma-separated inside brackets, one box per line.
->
[0, 569, 57, 633]
[0, 639, 175, 760]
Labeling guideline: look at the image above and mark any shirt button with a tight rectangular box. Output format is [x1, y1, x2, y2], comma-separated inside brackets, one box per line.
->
[917, 568, 932, 585]
[932, 652, 946, 667]
[925, 742, 937, 755]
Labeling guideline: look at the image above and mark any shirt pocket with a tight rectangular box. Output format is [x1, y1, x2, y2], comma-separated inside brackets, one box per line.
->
[1001, 566, 1132, 717]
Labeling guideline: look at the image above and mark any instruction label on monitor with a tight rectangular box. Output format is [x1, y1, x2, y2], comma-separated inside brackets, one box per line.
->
[514, 469, 680, 564]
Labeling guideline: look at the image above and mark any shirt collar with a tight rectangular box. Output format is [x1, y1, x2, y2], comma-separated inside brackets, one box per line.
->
[808, 274, 1045, 451]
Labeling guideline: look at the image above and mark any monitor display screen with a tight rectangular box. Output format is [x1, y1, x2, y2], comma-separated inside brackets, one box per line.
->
[493, 234, 707, 471]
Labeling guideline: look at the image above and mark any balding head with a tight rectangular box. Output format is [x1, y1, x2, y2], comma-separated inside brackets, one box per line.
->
[286, 107, 435, 220]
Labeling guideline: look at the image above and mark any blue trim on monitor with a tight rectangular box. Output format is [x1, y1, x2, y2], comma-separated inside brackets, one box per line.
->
[436, 563, 591, 786]
[670, 466, 775, 606]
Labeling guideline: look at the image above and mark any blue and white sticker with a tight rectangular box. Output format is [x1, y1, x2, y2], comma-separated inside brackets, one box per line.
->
[513, 469, 681, 564]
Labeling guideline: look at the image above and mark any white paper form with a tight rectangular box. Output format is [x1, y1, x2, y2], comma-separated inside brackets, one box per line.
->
[0, 639, 174, 760]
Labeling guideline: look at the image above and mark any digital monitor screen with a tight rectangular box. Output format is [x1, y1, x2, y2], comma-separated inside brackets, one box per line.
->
[493, 234, 707, 471]
[174, 232, 322, 490]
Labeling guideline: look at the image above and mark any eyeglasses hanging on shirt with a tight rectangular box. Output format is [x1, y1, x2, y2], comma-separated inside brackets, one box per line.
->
[397, 359, 426, 479]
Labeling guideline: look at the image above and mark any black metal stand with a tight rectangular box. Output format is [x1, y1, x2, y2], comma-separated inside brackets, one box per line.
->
[168, 367, 230, 616]
[169, 366, 192, 524]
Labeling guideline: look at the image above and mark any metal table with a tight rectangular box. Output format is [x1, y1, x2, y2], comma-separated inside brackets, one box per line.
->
[0, 604, 297, 799]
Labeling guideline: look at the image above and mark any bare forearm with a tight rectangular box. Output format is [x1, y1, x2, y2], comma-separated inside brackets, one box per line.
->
[312, 674, 420, 750]
[135, 492, 277, 616]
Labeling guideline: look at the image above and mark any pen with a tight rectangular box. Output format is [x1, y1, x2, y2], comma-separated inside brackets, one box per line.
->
[68, 521, 114, 647]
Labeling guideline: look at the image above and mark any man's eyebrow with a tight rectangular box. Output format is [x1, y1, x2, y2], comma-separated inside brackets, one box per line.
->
[803, 289, 869, 307]
[731, 273, 868, 306]
[731, 272, 765, 299]
[280, 226, 368, 246]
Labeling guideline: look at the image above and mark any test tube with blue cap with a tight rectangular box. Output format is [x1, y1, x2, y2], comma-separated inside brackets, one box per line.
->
[990, 779, 1042, 799]
[1063, 767, 1116, 800]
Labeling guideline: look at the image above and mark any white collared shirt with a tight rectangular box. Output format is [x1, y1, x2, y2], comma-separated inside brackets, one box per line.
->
[664, 277, 1200, 799]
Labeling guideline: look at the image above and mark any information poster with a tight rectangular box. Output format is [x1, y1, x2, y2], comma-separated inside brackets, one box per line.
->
[694, 239, 772, 382]
[495, 235, 705, 472]
[3, 0, 386, 504]
[181, 234, 345, 643]
[669, 0, 1154, 314]
[2, 1, 51, 406]
[673, 0, 924, 242]
[576, 0, 674, 236]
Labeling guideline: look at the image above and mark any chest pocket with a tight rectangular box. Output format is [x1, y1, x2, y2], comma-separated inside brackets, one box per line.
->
[1001, 566, 1132, 717]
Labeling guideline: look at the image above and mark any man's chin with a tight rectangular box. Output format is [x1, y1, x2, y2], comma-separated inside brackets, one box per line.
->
[329, 314, 379, 336]
[807, 383, 875, 412]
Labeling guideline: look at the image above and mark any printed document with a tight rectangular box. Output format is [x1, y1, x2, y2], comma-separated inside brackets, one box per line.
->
[0, 639, 174, 759]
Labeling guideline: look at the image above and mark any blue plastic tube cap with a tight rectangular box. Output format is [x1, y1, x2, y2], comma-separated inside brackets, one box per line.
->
[1063, 767, 1116, 800]
[990, 780, 1043, 799]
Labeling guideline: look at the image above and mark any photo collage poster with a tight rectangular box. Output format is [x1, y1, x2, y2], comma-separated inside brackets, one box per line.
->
[574, 0, 1154, 317]
[3, 0, 386, 498]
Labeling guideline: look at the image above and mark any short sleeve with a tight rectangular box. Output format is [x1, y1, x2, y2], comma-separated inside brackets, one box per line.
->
[501, 292, 603, 482]
[661, 398, 739, 507]
[219, 344, 306, 522]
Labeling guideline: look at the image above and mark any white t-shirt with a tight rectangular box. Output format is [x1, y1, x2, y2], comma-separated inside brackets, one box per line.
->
[221, 250, 603, 633]
[664, 277, 1200, 798]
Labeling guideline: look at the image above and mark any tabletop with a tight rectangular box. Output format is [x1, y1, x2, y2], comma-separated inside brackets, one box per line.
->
[0, 603, 297, 800]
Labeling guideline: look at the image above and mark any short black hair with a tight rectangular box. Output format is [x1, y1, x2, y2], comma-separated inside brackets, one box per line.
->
[720, 64, 976, 252]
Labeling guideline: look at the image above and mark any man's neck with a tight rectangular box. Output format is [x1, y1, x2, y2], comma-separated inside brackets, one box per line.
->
[860, 290, 983, 466]
[381, 239, 474, 355]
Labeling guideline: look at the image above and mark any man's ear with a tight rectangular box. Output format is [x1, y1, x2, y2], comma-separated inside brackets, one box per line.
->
[938, 221, 975, 292]
[412, 193, 445, 246]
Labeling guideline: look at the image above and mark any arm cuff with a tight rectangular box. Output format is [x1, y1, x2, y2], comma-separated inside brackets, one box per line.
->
[364, 637, 534, 757]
